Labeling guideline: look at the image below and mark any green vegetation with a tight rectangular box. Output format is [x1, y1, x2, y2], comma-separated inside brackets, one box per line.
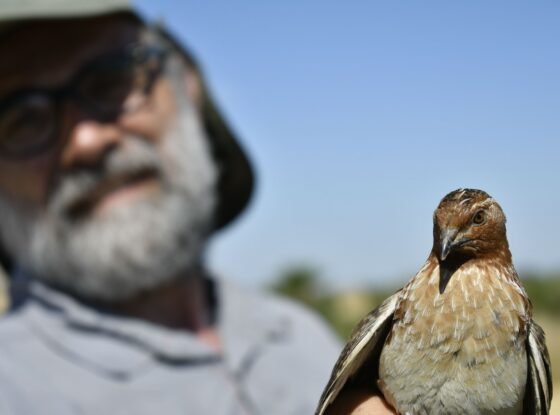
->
[269, 266, 388, 339]
[522, 273, 560, 316]
[269, 266, 560, 339]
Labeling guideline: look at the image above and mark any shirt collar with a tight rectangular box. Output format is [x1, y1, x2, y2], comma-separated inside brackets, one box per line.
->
[11, 272, 289, 378]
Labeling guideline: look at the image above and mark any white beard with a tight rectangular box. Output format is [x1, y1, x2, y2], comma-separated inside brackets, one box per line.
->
[0, 91, 218, 301]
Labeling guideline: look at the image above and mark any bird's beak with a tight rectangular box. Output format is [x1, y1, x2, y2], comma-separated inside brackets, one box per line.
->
[440, 228, 458, 261]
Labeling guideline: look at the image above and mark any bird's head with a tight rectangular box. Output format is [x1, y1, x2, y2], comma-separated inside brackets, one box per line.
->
[433, 188, 509, 264]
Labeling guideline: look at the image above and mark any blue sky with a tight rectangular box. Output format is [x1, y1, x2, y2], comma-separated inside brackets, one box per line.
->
[136, 1, 560, 288]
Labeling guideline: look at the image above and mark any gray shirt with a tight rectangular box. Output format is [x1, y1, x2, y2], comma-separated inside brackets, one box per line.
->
[0, 276, 340, 414]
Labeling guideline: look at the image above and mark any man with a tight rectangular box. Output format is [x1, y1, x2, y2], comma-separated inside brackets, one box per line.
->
[0, 2, 342, 413]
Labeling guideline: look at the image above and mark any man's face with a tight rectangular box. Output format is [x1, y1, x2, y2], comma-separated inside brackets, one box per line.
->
[0, 15, 217, 300]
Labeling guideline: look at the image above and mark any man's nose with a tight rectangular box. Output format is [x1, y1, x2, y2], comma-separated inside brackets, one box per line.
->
[60, 119, 124, 169]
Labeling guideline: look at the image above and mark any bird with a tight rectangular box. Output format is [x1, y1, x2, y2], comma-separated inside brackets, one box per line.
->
[316, 188, 552, 415]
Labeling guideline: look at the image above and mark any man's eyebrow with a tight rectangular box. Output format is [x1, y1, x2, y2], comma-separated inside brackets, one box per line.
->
[0, 42, 145, 102]
[0, 53, 83, 99]
[0, 70, 76, 103]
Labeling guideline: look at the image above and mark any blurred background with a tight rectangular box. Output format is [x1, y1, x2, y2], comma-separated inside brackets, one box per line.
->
[137, 1, 559, 411]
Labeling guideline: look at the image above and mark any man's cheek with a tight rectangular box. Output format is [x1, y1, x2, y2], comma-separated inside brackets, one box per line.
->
[0, 143, 63, 207]
[0, 169, 47, 208]
[118, 80, 177, 144]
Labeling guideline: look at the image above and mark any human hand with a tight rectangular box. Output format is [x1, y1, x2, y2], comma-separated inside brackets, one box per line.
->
[325, 389, 396, 415]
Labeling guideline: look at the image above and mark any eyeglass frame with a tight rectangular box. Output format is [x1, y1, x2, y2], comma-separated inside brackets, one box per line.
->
[0, 42, 169, 161]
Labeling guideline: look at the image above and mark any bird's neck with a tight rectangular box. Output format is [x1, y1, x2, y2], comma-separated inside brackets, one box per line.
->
[430, 241, 513, 270]
[476, 241, 513, 264]
[423, 250, 526, 302]
[407, 255, 530, 327]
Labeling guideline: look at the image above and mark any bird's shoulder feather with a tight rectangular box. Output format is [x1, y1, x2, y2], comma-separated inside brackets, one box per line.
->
[524, 321, 553, 414]
[315, 291, 400, 415]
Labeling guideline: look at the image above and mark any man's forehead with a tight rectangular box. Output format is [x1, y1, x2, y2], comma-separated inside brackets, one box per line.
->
[0, 14, 143, 96]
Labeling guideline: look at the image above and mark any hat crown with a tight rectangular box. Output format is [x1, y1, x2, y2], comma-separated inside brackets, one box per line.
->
[0, 0, 131, 22]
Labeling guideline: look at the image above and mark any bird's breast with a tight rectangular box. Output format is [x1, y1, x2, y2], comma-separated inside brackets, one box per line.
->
[379, 260, 529, 414]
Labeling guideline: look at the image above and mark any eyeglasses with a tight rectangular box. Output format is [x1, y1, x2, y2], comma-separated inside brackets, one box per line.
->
[0, 44, 168, 160]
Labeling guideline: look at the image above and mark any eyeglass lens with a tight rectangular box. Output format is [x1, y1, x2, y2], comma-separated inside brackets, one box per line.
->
[0, 47, 164, 160]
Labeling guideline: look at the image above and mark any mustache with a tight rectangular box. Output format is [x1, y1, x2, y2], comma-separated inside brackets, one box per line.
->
[49, 138, 163, 219]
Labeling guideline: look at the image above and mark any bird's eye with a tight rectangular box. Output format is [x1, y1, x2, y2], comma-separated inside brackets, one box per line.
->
[472, 210, 486, 225]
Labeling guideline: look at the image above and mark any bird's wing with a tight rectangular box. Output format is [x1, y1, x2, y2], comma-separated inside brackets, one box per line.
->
[315, 291, 400, 415]
[524, 321, 553, 415]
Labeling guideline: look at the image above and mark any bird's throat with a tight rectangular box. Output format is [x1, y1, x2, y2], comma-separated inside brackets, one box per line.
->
[438, 255, 468, 294]
[439, 265, 454, 294]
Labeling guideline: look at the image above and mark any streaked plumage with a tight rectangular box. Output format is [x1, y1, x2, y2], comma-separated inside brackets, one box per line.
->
[316, 189, 552, 415]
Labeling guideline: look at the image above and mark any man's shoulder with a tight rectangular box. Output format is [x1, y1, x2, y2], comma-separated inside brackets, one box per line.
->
[0, 306, 46, 368]
[221, 279, 342, 369]
[223, 279, 339, 342]
[0, 309, 66, 414]
[0, 307, 33, 343]
[221, 282, 341, 413]
[260, 289, 337, 337]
